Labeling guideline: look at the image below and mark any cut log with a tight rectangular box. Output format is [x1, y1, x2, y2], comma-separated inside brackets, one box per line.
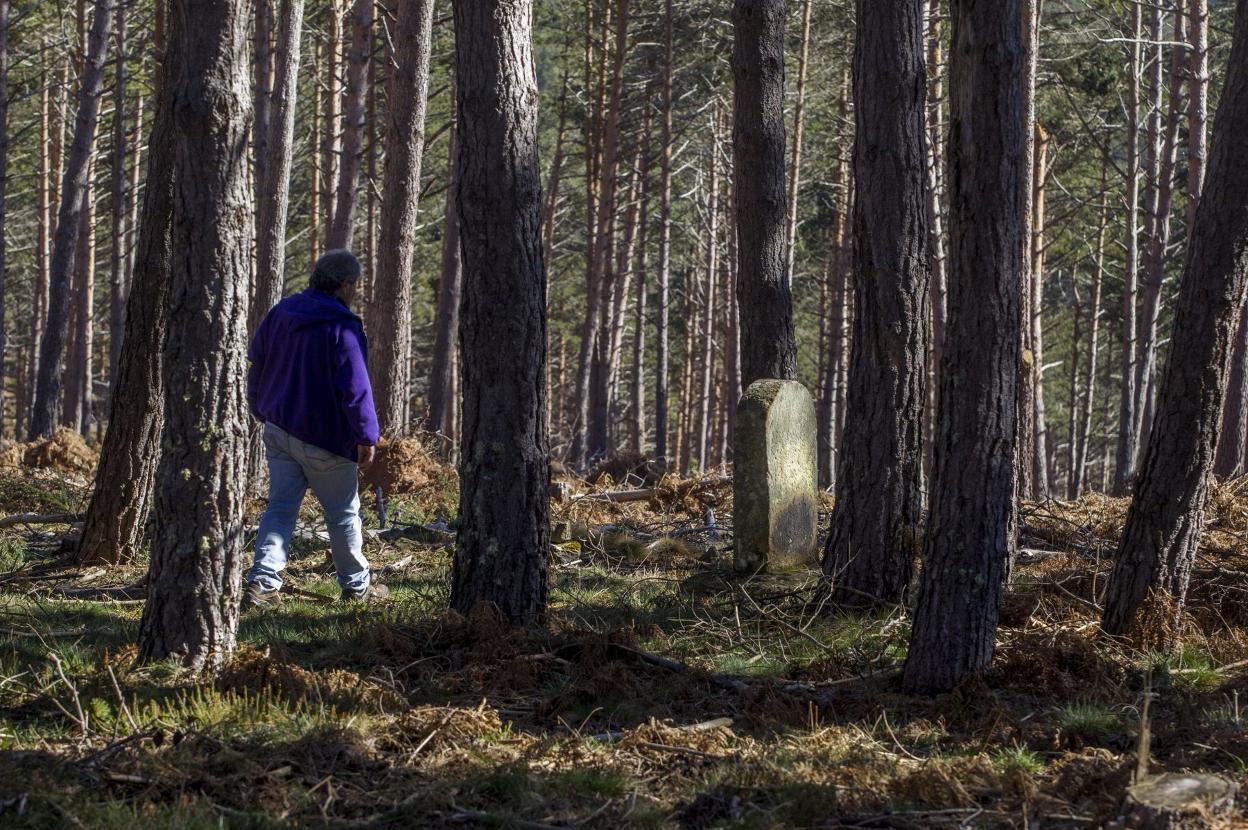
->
[1120, 773, 1239, 830]
[0, 513, 82, 529]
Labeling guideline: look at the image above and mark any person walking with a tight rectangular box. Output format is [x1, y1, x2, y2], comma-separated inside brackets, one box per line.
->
[244, 249, 388, 606]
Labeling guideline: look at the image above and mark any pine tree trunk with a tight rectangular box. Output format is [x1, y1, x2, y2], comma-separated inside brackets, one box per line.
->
[108, 2, 127, 389]
[902, 0, 1026, 695]
[137, 0, 253, 671]
[426, 109, 461, 440]
[924, 2, 947, 488]
[732, 0, 797, 385]
[697, 126, 720, 472]
[1073, 181, 1108, 497]
[367, 0, 433, 439]
[76, 8, 177, 567]
[630, 107, 651, 455]
[1016, 0, 1038, 502]
[327, 0, 372, 249]
[29, 0, 115, 440]
[654, 0, 674, 467]
[1188, 0, 1208, 223]
[1115, 1, 1144, 493]
[784, 0, 812, 275]
[251, 0, 306, 333]
[450, 0, 549, 623]
[1031, 123, 1050, 495]
[0, 0, 7, 438]
[320, 2, 343, 240]
[1218, 302, 1248, 478]
[824, 0, 929, 607]
[28, 65, 51, 433]
[254, 0, 273, 209]
[1103, 0, 1248, 637]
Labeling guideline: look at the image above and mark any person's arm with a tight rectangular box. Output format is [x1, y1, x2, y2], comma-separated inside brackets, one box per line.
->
[334, 323, 381, 453]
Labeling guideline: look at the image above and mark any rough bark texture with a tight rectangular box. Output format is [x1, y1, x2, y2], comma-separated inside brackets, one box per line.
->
[367, 0, 433, 438]
[0, 0, 8, 438]
[731, 0, 797, 386]
[823, 0, 929, 607]
[326, 0, 372, 249]
[1216, 301, 1248, 477]
[137, 0, 253, 672]
[1102, 0, 1248, 638]
[1115, 0, 1144, 493]
[76, 4, 177, 567]
[654, 0, 674, 466]
[902, 0, 1026, 695]
[251, 0, 305, 334]
[108, 2, 127, 388]
[29, 0, 115, 439]
[451, 0, 549, 623]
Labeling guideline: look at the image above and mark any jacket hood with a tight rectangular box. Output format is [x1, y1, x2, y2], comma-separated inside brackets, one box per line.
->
[279, 288, 362, 331]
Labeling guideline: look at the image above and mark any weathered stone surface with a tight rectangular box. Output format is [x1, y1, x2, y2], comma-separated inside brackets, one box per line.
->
[733, 379, 818, 572]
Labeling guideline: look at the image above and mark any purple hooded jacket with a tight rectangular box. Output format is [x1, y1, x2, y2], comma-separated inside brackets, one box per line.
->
[247, 288, 381, 462]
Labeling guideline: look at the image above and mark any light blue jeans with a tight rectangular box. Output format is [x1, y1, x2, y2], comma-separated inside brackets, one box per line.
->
[248, 423, 371, 595]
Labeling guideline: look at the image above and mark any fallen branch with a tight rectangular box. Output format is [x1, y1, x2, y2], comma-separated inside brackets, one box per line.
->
[0, 512, 82, 529]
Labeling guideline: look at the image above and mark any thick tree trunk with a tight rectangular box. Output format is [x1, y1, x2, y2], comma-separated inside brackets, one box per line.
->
[1115, 1, 1144, 493]
[824, 0, 929, 607]
[1103, 0, 1248, 638]
[251, 0, 306, 333]
[732, 0, 797, 386]
[654, 0, 674, 467]
[902, 0, 1026, 695]
[367, 0, 433, 439]
[451, 0, 549, 623]
[29, 0, 115, 440]
[426, 111, 461, 439]
[137, 0, 253, 671]
[327, 0, 372, 249]
[76, 10, 177, 567]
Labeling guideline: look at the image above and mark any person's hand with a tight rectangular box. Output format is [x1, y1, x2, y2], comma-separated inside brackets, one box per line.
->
[358, 444, 376, 466]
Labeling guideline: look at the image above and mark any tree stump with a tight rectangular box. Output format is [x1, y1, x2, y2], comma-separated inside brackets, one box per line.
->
[1120, 773, 1239, 829]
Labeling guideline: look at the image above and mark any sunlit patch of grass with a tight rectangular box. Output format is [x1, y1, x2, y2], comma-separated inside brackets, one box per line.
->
[1058, 701, 1126, 737]
[1165, 646, 1224, 692]
[713, 651, 786, 677]
[990, 744, 1045, 775]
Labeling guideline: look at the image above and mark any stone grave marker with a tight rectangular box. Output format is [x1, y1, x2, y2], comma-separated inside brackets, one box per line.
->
[733, 379, 818, 572]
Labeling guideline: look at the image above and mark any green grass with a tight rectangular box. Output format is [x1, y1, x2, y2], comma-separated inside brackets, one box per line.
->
[990, 744, 1046, 776]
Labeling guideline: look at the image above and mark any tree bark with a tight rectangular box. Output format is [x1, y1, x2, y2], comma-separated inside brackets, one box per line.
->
[630, 107, 651, 456]
[251, 0, 306, 334]
[451, 0, 549, 623]
[426, 108, 461, 440]
[924, 0, 947, 487]
[1030, 123, 1051, 496]
[366, 0, 434, 439]
[1103, 0, 1248, 638]
[818, 139, 850, 490]
[902, 0, 1026, 695]
[824, 0, 929, 607]
[1072, 179, 1109, 497]
[784, 0, 812, 276]
[1218, 301, 1248, 478]
[76, 4, 177, 567]
[137, 0, 253, 671]
[108, 1, 128, 389]
[29, 0, 115, 439]
[327, 0, 373, 249]
[1115, 0, 1144, 493]
[732, 0, 797, 386]
[654, 0, 674, 467]
[320, 2, 343, 241]
[697, 124, 720, 472]
[0, 0, 8, 438]
[1188, 0, 1208, 225]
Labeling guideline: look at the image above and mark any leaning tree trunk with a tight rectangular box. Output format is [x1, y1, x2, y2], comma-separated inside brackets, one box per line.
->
[137, 0, 253, 671]
[326, 0, 372, 249]
[902, 0, 1026, 695]
[366, 0, 433, 439]
[75, 3, 177, 568]
[451, 0, 549, 623]
[731, 0, 797, 386]
[824, 0, 929, 607]
[251, 0, 306, 333]
[28, 0, 115, 439]
[1102, 0, 1248, 639]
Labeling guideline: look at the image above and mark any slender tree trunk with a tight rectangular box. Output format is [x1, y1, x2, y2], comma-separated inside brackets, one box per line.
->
[1068, 274, 1083, 495]
[1115, 0, 1144, 493]
[1188, 0, 1208, 225]
[630, 107, 651, 455]
[137, 0, 253, 671]
[321, 2, 343, 240]
[28, 64, 51, 433]
[29, 0, 115, 439]
[251, 0, 306, 333]
[76, 6, 176, 567]
[1103, 0, 1248, 637]
[108, 1, 127, 389]
[784, 0, 812, 275]
[818, 143, 850, 490]
[902, 0, 1026, 695]
[254, 0, 273, 212]
[1218, 301, 1248, 477]
[824, 0, 929, 607]
[309, 40, 321, 264]
[732, 0, 797, 385]
[366, 0, 433, 439]
[924, 2, 946, 486]
[70, 166, 97, 435]
[327, 0, 372, 249]
[426, 108, 461, 439]
[1016, 0, 1038, 502]
[0, 0, 7, 437]
[1073, 179, 1109, 497]
[1031, 123, 1050, 495]
[654, 0, 674, 467]
[451, 0, 549, 623]
[678, 276, 696, 475]
[697, 126, 720, 472]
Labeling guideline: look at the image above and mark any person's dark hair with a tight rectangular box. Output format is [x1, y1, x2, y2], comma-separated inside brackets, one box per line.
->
[310, 249, 362, 292]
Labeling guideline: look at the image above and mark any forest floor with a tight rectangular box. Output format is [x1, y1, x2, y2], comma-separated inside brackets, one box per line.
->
[0, 433, 1247, 828]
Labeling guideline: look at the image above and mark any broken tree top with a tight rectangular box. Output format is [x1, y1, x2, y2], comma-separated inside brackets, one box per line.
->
[733, 379, 819, 572]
